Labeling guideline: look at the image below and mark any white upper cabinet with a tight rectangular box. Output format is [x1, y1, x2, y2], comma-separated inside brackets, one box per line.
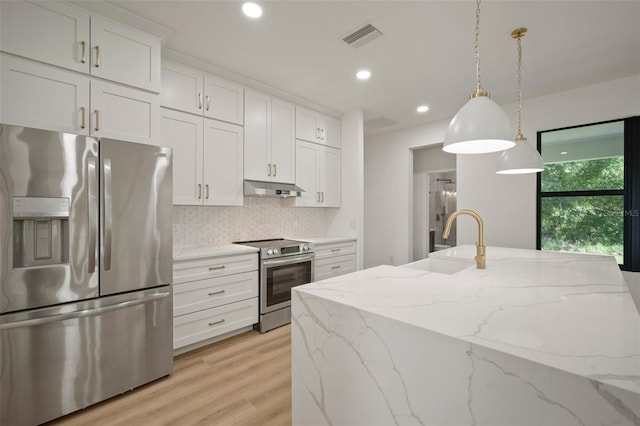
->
[0, 53, 158, 144]
[294, 140, 341, 207]
[270, 98, 295, 183]
[90, 80, 159, 144]
[160, 109, 243, 206]
[161, 60, 204, 116]
[204, 74, 244, 125]
[90, 16, 161, 93]
[161, 60, 244, 125]
[160, 109, 203, 205]
[0, 53, 90, 134]
[244, 89, 295, 183]
[203, 119, 244, 206]
[295, 106, 341, 148]
[1, 1, 91, 74]
[1, 0, 161, 92]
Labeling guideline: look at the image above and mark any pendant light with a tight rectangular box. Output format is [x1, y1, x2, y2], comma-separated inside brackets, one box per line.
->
[443, 0, 514, 154]
[496, 28, 544, 174]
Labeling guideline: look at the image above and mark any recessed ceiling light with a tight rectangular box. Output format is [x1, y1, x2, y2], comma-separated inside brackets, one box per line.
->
[356, 70, 371, 80]
[417, 105, 429, 113]
[560, 151, 568, 155]
[242, 2, 262, 18]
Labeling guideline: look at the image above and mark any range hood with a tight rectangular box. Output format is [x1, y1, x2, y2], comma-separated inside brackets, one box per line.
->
[243, 180, 306, 198]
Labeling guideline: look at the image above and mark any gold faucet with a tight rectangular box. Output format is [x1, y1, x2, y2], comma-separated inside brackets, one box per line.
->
[442, 209, 486, 269]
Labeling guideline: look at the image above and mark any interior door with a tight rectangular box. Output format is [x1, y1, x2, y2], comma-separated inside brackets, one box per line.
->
[99, 138, 172, 295]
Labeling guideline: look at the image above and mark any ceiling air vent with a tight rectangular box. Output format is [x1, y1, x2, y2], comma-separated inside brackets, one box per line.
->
[342, 23, 383, 48]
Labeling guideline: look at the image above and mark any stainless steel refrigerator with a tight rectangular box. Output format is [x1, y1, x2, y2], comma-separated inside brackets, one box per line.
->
[0, 124, 173, 425]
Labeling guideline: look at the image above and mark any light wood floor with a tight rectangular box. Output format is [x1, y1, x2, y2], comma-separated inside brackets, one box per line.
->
[48, 325, 292, 426]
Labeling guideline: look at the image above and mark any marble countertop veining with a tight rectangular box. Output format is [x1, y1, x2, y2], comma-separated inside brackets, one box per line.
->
[293, 245, 640, 395]
[173, 244, 258, 261]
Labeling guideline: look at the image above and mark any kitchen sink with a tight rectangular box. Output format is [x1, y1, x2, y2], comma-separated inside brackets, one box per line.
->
[401, 258, 475, 275]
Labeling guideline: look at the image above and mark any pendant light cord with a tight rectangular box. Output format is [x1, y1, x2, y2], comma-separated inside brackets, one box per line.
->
[516, 32, 526, 141]
[474, 0, 483, 94]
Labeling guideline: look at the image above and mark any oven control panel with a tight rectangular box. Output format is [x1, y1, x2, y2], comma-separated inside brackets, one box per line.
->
[261, 243, 314, 259]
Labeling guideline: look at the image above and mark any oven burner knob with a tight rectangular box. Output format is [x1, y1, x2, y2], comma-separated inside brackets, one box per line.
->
[301, 245, 308, 251]
[267, 249, 273, 255]
[274, 249, 279, 254]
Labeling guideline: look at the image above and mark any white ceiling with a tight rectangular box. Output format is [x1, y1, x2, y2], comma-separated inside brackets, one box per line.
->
[92, 1, 639, 135]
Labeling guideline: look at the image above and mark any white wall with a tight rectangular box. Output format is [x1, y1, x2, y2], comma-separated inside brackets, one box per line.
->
[364, 74, 640, 298]
[327, 110, 365, 269]
[365, 121, 449, 267]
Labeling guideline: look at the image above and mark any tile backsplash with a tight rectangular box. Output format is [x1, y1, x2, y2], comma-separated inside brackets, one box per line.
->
[173, 197, 333, 247]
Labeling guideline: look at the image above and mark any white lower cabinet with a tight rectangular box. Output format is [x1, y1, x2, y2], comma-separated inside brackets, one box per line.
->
[172, 251, 259, 352]
[314, 240, 357, 281]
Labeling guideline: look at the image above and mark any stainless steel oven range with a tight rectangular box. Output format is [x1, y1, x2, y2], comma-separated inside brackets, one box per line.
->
[234, 239, 314, 332]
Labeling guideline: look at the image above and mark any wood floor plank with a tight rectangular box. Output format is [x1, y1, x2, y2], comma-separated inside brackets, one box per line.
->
[47, 325, 292, 426]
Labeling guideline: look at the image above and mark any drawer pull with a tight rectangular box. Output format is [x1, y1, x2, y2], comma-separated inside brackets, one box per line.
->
[208, 290, 225, 296]
[331, 265, 341, 270]
[208, 319, 225, 326]
[331, 248, 341, 253]
[209, 265, 225, 271]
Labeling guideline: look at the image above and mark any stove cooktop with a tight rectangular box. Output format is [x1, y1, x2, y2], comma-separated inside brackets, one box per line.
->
[233, 238, 314, 259]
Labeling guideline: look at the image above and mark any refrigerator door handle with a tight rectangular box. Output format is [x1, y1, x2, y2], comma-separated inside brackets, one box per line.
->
[103, 158, 113, 271]
[0, 292, 171, 330]
[87, 157, 98, 273]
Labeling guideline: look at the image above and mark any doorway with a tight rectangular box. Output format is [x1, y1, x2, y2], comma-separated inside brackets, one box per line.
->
[412, 144, 456, 261]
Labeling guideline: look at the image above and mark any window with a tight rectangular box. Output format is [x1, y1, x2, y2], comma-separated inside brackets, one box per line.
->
[537, 116, 640, 271]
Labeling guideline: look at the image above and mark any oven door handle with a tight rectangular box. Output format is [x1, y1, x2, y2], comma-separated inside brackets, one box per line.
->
[262, 254, 314, 267]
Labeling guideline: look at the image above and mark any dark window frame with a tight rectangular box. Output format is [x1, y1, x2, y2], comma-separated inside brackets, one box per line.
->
[536, 116, 640, 272]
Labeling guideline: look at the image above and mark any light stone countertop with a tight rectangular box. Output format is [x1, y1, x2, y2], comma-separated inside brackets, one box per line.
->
[173, 244, 258, 262]
[294, 245, 640, 396]
[287, 236, 356, 244]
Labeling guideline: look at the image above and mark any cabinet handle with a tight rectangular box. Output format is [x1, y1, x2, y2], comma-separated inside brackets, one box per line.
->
[94, 110, 99, 131]
[198, 184, 202, 199]
[208, 265, 225, 271]
[80, 41, 86, 64]
[273, 164, 277, 177]
[94, 45, 100, 68]
[80, 107, 86, 129]
[321, 192, 324, 202]
[208, 290, 225, 296]
[206, 95, 211, 111]
[316, 128, 321, 140]
[198, 93, 203, 109]
[208, 319, 225, 326]
[331, 248, 341, 253]
[331, 265, 341, 270]
[267, 163, 271, 176]
[321, 128, 325, 141]
[205, 184, 210, 199]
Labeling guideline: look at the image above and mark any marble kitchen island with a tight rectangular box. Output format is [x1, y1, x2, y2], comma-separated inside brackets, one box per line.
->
[291, 246, 640, 425]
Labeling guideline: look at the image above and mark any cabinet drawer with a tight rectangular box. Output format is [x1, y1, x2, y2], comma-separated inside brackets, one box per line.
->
[314, 240, 357, 260]
[173, 298, 258, 350]
[173, 253, 258, 284]
[174, 271, 258, 316]
[315, 254, 356, 281]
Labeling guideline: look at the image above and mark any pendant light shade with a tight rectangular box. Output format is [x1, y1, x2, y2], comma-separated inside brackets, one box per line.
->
[496, 27, 544, 174]
[496, 136, 543, 174]
[443, 95, 514, 154]
[443, 0, 514, 155]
